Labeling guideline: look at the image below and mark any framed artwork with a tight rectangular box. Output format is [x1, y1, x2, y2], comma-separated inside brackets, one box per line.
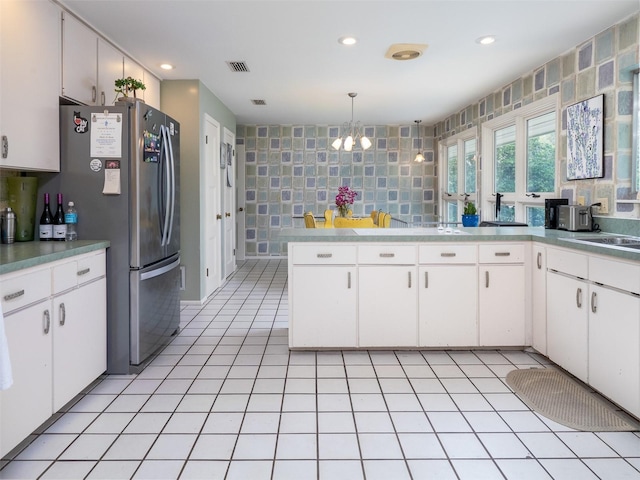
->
[566, 94, 604, 180]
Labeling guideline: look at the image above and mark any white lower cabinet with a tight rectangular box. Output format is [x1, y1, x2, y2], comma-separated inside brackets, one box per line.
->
[546, 271, 589, 383]
[418, 265, 478, 346]
[53, 278, 107, 411]
[358, 265, 418, 347]
[531, 244, 547, 354]
[290, 265, 356, 348]
[588, 284, 640, 417]
[0, 250, 106, 458]
[1, 302, 53, 458]
[478, 244, 526, 346]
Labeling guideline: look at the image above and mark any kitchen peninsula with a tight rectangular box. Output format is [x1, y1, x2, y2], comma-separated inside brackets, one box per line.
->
[280, 226, 640, 417]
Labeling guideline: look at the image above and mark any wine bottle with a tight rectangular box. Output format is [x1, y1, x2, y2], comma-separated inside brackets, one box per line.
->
[53, 193, 67, 241]
[39, 193, 53, 241]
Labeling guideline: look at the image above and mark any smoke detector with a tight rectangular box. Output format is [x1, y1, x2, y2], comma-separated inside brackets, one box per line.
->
[385, 43, 428, 61]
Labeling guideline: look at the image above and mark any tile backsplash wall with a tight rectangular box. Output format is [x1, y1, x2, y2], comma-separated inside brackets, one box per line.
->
[237, 125, 436, 256]
[434, 13, 639, 218]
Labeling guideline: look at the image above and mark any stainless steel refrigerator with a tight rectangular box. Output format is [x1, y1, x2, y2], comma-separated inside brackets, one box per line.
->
[59, 100, 180, 374]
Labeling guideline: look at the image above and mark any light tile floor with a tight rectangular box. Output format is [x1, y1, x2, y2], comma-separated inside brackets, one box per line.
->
[1, 259, 640, 480]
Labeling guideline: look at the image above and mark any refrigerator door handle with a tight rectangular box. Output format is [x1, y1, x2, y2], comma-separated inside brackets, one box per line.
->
[160, 125, 171, 247]
[140, 256, 181, 281]
[166, 124, 176, 245]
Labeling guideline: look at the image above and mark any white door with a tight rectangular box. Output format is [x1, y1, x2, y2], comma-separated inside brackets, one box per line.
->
[204, 115, 221, 297]
[223, 128, 236, 278]
[236, 144, 246, 261]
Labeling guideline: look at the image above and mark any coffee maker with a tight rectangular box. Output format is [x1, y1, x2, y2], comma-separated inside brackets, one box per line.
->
[544, 198, 568, 229]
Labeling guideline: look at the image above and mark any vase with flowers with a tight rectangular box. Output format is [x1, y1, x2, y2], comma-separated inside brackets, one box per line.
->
[335, 186, 358, 217]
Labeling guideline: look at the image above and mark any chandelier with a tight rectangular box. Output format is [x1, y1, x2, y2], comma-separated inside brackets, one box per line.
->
[331, 92, 372, 151]
[414, 119, 425, 162]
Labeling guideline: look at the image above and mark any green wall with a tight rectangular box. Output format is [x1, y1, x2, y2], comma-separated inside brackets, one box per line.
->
[161, 80, 236, 302]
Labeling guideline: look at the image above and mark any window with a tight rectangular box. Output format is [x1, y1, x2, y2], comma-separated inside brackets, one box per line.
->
[481, 95, 559, 226]
[440, 129, 478, 224]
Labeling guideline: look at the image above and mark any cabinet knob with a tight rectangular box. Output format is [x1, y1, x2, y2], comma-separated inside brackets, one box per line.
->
[1, 135, 7, 159]
[576, 288, 582, 308]
[43, 309, 51, 334]
[59, 303, 66, 326]
[536, 251, 542, 269]
[225, 212, 231, 217]
[216, 214, 222, 220]
[591, 291, 597, 313]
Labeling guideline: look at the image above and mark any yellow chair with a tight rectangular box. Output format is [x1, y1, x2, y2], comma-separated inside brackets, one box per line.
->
[323, 209, 334, 228]
[377, 212, 391, 228]
[370, 210, 379, 225]
[334, 217, 376, 228]
[303, 212, 317, 228]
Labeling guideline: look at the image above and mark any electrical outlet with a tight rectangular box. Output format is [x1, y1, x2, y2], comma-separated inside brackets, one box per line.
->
[577, 196, 586, 206]
[596, 198, 608, 214]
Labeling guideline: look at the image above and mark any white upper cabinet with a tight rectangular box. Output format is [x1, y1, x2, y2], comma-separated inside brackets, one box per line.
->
[62, 12, 124, 107]
[143, 70, 161, 109]
[123, 56, 146, 100]
[61, 12, 97, 105]
[97, 38, 125, 106]
[0, 0, 61, 171]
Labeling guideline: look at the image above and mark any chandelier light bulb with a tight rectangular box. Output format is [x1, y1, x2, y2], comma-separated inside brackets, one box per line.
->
[344, 135, 354, 151]
[360, 136, 372, 150]
[332, 138, 343, 150]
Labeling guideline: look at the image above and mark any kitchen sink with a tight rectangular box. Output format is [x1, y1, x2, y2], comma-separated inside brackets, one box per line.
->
[561, 235, 640, 250]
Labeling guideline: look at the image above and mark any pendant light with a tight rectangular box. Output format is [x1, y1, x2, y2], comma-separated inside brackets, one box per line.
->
[332, 92, 372, 151]
[414, 120, 425, 162]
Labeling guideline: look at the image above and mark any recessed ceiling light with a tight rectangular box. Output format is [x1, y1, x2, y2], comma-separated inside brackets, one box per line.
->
[338, 36, 357, 46]
[160, 63, 174, 70]
[476, 35, 496, 45]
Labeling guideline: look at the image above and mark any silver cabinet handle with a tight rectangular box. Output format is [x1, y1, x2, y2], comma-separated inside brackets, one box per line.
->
[77, 268, 91, 276]
[380, 253, 395, 258]
[576, 288, 582, 308]
[537, 251, 542, 269]
[43, 309, 51, 334]
[408, 271, 412, 288]
[347, 271, 351, 289]
[100, 91, 106, 106]
[4, 289, 24, 301]
[424, 271, 428, 288]
[485, 271, 489, 288]
[316, 253, 332, 258]
[495, 252, 511, 257]
[1, 135, 8, 159]
[59, 303, 66, 326]
[591, 291, 597, 313]
[440, 252, 456, 257]
[92, 85, 97, 103]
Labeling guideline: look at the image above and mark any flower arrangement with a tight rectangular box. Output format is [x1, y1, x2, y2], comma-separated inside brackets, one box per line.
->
[335, 186, 358, 217]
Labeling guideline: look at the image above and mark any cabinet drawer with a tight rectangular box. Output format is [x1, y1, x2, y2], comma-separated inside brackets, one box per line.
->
[53, 261, 78, 294]
[478, 244, 525, 264]
[291, 244, 357, 265]
[1, 269, 51, 314]
[419, 244, 477, 264]
[589, 256, 640, 295]
[77, 251, 106, 284]
[547, 247, 588, 278]
[358, 245, 416, 264]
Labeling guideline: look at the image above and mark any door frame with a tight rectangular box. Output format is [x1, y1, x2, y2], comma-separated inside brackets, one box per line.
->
[204, 114, 221, 298]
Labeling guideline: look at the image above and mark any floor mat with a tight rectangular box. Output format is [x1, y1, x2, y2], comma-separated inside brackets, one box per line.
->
[505, 368, 640, 431]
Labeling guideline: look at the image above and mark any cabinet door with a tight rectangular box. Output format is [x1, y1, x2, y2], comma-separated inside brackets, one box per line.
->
[358, 266, 418, 347]
[97, 38, 123, 106]
[419, 265, 478, 347]
[589, 285, 640, 417]
[52, 278, 107, 411]
[478, 265, 525, 346]
[290, 266, 356, 348]
[546, 272, 589, 382]
[143, 70, 161, 109]
[124, 56, 146, 97]
[61, 11, 97, 105]
[1, 0, 60, 171]
[531, 244, 547, 354]
[1, 302, 53, 458]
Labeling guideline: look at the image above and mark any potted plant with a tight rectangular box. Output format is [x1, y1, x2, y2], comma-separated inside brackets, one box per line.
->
[114, 76, 146, 102]
[461, 201, 479, 227]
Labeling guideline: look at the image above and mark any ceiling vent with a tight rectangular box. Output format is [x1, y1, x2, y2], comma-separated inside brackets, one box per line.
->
[251, 99, 267, 106]
[226, 61, 250, 72]
[385, 43, 428, 61]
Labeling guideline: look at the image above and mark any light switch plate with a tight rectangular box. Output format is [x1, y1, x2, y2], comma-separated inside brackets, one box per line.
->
[596, 198, 608, 214]
[577, 196, 585, 206]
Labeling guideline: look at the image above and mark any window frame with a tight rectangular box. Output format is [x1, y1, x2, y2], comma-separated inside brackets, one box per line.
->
[439, 127, 478, 224]
[481, 94, 560, 224]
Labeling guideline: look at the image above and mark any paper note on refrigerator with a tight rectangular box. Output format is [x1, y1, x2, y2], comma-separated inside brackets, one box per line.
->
[90, 112, 123, 158]
[103, 160, 121, 195]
